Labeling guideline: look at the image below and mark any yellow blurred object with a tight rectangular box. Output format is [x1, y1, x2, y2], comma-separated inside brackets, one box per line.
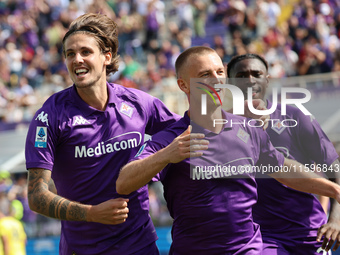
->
[277, 0, 300, 27]
[11, 200, 24, 221]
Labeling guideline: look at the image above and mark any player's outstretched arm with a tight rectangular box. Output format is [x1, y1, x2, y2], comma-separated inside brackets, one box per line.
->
[28, 168, 129, 225]
[317, 159, 340, 252]
[116, 126, 209, 195]
[269, 158, 340, 203]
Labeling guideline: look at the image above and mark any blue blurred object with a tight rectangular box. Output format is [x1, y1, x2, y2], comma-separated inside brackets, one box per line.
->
[26, 227, 173, 255]
[24, 227, 340, 255]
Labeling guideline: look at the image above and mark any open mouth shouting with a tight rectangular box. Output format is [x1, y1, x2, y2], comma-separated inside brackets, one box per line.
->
[75, 68, 89, 77]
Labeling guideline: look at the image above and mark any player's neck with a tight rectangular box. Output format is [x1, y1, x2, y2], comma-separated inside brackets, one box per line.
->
[76, 83, 108, 111]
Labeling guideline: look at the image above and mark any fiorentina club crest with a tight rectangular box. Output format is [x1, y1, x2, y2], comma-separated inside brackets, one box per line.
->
[120, 102, 134, 118]
[237, 128, 249, 144]
[271, 119, 286, 135]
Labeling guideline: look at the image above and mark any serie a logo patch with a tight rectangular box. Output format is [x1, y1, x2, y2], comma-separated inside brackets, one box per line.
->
[35, 126, 47, 148]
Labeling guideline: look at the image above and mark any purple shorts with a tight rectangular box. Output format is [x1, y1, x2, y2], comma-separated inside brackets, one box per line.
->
[262, 236, 330, 255]
[59, 234, 159, 255]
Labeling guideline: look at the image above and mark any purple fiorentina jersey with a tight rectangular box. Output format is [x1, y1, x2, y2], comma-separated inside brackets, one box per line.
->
[133, 111, 284, 255]
[253, 101, 339, 241]
[25, 82, 179, 254]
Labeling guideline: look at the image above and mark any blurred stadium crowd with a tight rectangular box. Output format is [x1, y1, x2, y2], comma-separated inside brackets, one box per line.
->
[1, 0, 340, 240]
[2, 0, 340, 127]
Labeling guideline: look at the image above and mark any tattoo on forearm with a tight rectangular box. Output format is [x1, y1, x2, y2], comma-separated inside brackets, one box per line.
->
[34, 195, 48, 212]
[28, 169, 50, 212]
[28, 170, 49, 195]
[28, 169, 87, 221]
[49, 197, 69, 220]
[68, 204, 87, 221]
[47, 196, 86, 221]
[60, 200, 70, 220]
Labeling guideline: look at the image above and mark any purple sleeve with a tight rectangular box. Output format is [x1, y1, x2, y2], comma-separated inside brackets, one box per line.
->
[25, 105, 58, 171]
[256, 129, 285, 167]
[130, 138, 170, 182]
[295, 110, 339, 165]
[144, 96, 181, 135]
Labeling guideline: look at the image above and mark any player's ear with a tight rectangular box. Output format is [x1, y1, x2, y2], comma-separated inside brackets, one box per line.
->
[265, 74, 270, 87]
[104, 51, 112, 65]
[178, 78, 190, 93]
